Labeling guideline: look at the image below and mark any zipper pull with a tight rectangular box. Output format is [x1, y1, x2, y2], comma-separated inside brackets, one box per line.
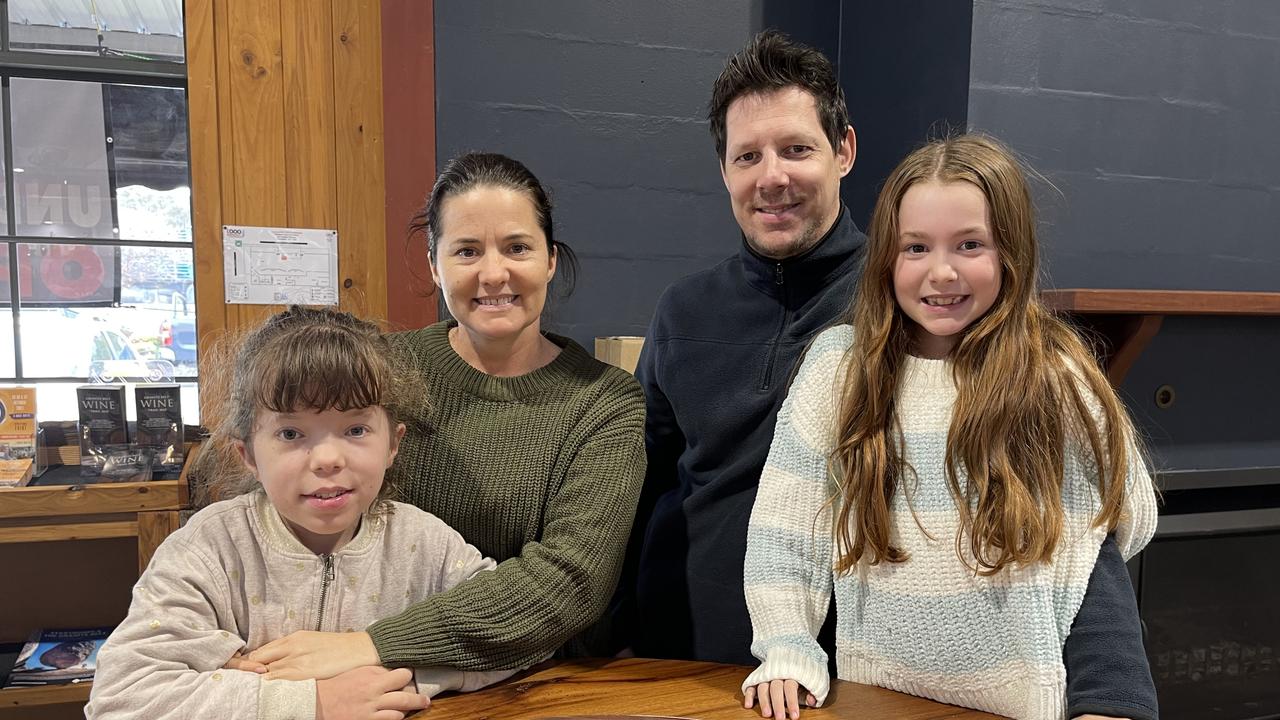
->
[774, 262, 784, 285]
[323, 555, 335, 582]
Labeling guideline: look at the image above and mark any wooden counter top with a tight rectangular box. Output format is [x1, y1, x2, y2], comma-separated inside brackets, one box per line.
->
[422, 657, 1002, 719]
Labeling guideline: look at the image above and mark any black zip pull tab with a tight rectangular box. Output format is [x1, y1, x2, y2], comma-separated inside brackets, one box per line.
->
[774, 262, 784, 285]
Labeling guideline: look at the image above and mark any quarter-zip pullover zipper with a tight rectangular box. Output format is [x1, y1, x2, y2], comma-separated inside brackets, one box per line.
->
[315, 554, 335, 631]
[760, 262, 789, 390]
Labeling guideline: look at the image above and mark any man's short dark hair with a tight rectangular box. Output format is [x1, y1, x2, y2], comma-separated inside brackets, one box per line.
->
[709, 30, 850, 162]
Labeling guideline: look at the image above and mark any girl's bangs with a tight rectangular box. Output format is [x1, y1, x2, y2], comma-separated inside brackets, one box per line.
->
[252, 333, 386, 414]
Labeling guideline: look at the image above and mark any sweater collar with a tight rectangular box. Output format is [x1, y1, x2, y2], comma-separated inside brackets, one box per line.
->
[738, 205, 865, 299]
[420, 321, 594, 401]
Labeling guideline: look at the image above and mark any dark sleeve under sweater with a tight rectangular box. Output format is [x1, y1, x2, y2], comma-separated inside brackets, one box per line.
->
[1063, 534, 1159, 720]
[593, 315, 687, 655]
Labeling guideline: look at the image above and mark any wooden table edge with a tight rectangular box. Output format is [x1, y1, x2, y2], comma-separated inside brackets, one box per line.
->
[421, 657, 1002, 719]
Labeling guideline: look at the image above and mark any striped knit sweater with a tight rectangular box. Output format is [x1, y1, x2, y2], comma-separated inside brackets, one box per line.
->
[742, 325, 1159, 719]
[367, 321, 647, 671]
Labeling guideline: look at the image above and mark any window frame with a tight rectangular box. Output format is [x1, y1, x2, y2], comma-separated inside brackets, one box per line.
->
[0, 0, 191, 386]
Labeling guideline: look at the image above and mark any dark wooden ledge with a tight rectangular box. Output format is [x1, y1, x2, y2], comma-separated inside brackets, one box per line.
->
[1042, 289, 1280, 384]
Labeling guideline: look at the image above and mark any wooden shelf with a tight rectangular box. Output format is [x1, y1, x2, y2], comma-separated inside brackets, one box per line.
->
[0, 518, 139, 545]
[1041, 289, 1280, 384]
[0, 682, 92, 708]
[0, 442, 198, 523]
[1156, 466, 1280, 492]
[0, 480, 185, 522]
[1042, 289, 1280, 315]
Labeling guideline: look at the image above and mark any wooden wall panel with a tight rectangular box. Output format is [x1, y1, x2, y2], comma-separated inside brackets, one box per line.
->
[224, 0, 287, 227]
[186, 0, 226, 345]
[282, 0, 338, 233]
[226, 0, 288, 333]
[185, 0, 391, 418]
[333, 0, 388, 318]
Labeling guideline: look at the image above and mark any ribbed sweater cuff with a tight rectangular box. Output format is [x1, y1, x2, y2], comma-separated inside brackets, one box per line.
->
[413, 667, 465, 698]
[368, 611, 441, 667]
[370, 608, 527, 671]
[258, 677, 316, 720]
[742, 647, 831, 706]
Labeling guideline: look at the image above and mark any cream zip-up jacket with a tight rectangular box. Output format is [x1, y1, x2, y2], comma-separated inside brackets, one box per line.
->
[86, 490, 514, 719]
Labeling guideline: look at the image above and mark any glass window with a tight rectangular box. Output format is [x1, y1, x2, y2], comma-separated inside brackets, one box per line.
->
[0, 138, 6, 228]
[91, 327, 115, 363]
[0, 3, 196, 422]
[0, 245, 11, 378]
[7, 0, 184, 63]
[8, 243, 118, 305]
[10, 78, 189, 242]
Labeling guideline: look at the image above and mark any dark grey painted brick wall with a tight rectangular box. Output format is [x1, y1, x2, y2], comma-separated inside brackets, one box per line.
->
[433, 1, 1278, 469]
[433, 1, 760, 344]
[838, 1, 973, 228]
[432, 2, 974, 348]
[968, 0, 1280, 469]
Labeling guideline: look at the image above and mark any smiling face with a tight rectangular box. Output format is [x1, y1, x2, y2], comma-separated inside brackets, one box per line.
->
[720, 86, 855, 260]
[430, 186, 557, 345]
[893, 180, 1003, 359]
[238, 406, 404, 555]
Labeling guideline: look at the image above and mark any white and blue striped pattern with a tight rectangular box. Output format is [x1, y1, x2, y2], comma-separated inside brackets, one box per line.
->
[742, 325, 1159, 720]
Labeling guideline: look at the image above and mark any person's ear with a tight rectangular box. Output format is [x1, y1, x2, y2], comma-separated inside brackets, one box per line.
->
[387, 423, 406, 467]
[837, 125, 857, 178]
[235, 439, 257, 475]
[546, 243, 558, 283]
[428, 253, 442, 290]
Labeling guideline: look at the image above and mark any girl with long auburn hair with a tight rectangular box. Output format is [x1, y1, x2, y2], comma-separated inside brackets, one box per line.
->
[741, 135, 1159, 720]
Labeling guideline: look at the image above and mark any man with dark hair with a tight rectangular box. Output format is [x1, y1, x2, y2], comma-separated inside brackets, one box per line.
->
[617, 29, 1158, 720]
[708, 31, 851, 170]
[624, 29, 862, 664]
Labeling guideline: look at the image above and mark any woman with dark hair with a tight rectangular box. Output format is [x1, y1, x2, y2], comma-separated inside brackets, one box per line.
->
[242, 153, 647, 682]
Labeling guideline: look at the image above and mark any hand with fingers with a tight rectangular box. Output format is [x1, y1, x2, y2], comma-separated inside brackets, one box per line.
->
[317, 666, 428, 720]
[223, 652, 268, 674]
[248, 630, 380, 681]
[744, 678, 818, 719]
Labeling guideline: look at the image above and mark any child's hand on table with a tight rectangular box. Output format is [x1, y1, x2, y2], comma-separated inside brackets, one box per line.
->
[316, 666, 428, 720]
[744, 678, 817, 719]
[224, 652, 268, 674]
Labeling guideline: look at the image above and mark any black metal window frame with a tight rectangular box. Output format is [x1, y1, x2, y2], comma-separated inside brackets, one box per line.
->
[0, 0, 189, 383]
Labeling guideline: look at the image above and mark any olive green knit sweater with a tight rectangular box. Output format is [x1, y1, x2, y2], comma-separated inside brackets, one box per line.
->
[367, 321, 646, 671]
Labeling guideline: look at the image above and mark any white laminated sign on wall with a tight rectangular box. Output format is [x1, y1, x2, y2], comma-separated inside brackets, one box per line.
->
[222, 225, 339, 306]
